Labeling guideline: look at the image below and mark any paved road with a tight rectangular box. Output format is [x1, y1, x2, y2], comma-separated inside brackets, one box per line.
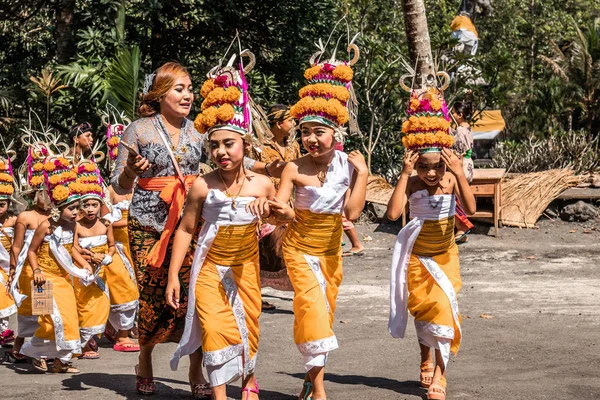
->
[1, 219, 599, 399]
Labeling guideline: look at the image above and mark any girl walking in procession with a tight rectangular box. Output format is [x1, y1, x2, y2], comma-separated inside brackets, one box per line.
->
[270, 42, 368, 400]
[167, 48, 273, 400]
[387, 85, 476, 400]
[6, 140, 52, 362]
[22, 155, 93, 373]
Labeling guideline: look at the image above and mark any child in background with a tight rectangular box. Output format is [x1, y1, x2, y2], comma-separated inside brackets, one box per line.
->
[451, 101, 475, 243]
[387, 87, 476, 400]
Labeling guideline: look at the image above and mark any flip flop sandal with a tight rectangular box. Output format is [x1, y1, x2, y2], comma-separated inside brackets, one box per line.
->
[241, 381, 259, 399]
[420, 361, 435, 388]
[455, 229, 472, 243]
[32, 358, 48, 373]
[298, 380, 312, 400]
[113, 342, 140, 352]
[135, 364, 156, 396]
[190, 382, 212, 399]
[427, 376, 447, 400]
[4, 350, 27, 364]
[52, 361, 80, 374]
[342, 250, 365, 257]
[78, 351, 100, 360]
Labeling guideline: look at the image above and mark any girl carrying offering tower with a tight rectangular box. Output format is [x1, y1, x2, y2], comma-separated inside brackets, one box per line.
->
[387, 84, 476, 400]
[167, 47, 272, 400]
[22, 155, 93, 373]
[269, 40, 368, 400]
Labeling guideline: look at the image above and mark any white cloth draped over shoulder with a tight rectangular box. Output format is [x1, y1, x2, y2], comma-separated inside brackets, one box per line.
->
[47, 227, 95, 286]
[9, 229, 35, 307]
[294, 150, 354, 214]
[388, 190, 457, 339]
[0, 226, 14, 274]
[102, 200, 131, 223]
[170, 189, 258, 371]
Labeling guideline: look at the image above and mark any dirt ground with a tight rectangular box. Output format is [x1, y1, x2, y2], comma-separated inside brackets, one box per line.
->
[1, 217, 599, 399]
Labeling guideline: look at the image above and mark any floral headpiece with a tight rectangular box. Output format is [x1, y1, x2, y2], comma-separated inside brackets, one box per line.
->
[290, 42, 360, 140]
[76, 159, 104, 202]
[43, 156, 81, 208]
[194, 49, 256, 137]
[401, 87, 454, 152]
[0, 154, 16, 201]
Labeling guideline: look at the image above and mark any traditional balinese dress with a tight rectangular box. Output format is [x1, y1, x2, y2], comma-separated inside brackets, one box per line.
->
[0, 227, 17, 334]
[171, 189, 261, 387]
[9, 228, 38, 337]
[20, 228, 86, 363]
[388, 190, 462, 367]
[282, 150, 353, 371]
[102, 201, 139, 331]
[111, 116, 203, 346]
[75, 235, 111, 347]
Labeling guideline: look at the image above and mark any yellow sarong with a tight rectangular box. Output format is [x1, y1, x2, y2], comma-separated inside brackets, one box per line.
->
[113, 209, 132, 263]
[195, 223, 261, 385]
[408, 216, 462, 355]
[0, 235, 16, 319]
[73, 243, 110, 343]
[22, 242, 81, 361]
[283, 209, 343, 365]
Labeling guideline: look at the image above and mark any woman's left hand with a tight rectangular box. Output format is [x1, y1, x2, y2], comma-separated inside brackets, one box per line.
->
[441, 148, 464, 177]
[348, 150, 368, 175]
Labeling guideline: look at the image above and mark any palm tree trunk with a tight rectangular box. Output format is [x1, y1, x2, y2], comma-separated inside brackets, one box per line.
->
[55, 0, 76, 64]
[402, 0, 435, 89]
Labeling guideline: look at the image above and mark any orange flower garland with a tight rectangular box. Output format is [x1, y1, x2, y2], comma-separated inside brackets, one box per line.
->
[299, 83, 350, 103]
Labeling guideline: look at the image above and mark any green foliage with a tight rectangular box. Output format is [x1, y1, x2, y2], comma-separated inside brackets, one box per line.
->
[104, 46, 142, 121]
[1, 0, 600, 176]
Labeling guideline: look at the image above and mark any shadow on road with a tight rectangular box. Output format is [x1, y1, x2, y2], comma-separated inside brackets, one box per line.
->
[284, 372, 426, 399]
[60, 372, 298, 399]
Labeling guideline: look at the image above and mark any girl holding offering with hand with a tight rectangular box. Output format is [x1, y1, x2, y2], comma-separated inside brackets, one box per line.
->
[387, 86, 476, 400]
[168, 49, 273, 400]
[270, 42, 368, 400]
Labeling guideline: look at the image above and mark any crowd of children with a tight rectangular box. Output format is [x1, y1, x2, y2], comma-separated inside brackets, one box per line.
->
[0, 35, 475, 400]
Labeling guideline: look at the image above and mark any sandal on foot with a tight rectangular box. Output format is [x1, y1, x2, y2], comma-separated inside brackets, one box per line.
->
[32, 358, 48, 372]
[78, 351, 100, 360]
[135, 364, 156, 396]
[241, 381, 259, 399]
[420, 361, 435, 388]
[455, 229, 471, 244]
[299, 381, 313, 400]
[427, 376, 447, 400]
[113, 342, 140, 352]
[342, 250, 365, 257]
[190, 382, 212, 399]
[52, 361, 79, 374]
[4, 350, 27, 363]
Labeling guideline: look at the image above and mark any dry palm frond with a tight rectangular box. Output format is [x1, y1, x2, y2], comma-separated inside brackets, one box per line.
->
[500, 169, 583, 228]
[365, 175, 394, 205]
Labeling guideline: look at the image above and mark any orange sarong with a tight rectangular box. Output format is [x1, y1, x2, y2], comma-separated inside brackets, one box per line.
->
[137, 175, 196, 268]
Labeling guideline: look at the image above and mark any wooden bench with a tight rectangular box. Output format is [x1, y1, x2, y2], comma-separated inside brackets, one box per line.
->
[469, 168, 505, 236]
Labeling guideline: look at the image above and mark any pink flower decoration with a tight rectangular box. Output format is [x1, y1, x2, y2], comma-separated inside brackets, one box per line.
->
[323, 63, 335, 72]
[214, 75, 228, 86]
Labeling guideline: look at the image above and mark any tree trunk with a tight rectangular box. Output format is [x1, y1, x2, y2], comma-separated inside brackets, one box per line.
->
[402, 0, 435, 88]
[55, 0, 76, 64]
